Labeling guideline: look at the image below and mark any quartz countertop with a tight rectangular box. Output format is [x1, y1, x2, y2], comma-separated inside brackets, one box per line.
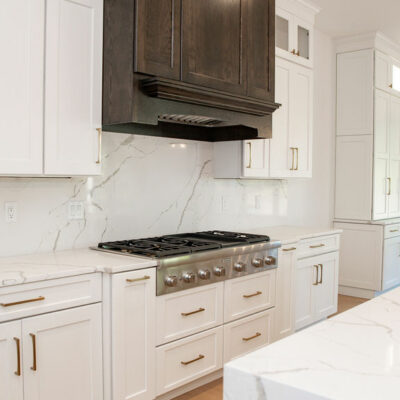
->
[0, 248, 157, 287]
[224, 287, 400, 400]
[245, 225, 342, 245]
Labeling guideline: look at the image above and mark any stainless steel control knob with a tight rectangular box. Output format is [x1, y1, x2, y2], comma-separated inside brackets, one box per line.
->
[182, 272, 196, 283]
[164, 275, 178, 287]
[265, 256, 276, 266]
[252, 258, 264, 268]
[198, 269, 211, 280]
[213, 266, 226, 277]
[233, 262, 246, 272]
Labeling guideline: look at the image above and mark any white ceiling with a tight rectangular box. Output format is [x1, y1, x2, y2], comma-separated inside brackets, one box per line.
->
[312, 0, 400, 43]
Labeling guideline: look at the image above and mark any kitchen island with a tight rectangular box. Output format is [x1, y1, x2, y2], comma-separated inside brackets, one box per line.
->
[224, 286, 400, 400]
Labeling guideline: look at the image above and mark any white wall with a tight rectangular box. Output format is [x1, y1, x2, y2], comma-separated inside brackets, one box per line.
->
[0, 29, 335, 257]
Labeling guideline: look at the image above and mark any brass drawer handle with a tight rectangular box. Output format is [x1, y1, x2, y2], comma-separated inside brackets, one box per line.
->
[290, 147, 295, 170]
[96, 128, 102, 164]
[390, 229, 399, 233]
[126, 275, 150, 283]
[309, 244, 325, 249]
[0, 296, 45, 307]
[318, 264, 323, 284]
[181, 354, 205, 365]
[14, 337, 21, 376]
[247, 142, 252, 168]
[243, 291, 262, 298]
[313, 265, 319, 285]
[242, 332, 261, 342]
[181, 307, 205, 317]
[295, 147, 299, 170]
[30, 333, 37, 371]
[283, 247, 296, 252]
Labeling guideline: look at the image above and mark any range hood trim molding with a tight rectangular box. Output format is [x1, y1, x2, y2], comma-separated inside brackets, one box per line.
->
[140, 77, 280, 117]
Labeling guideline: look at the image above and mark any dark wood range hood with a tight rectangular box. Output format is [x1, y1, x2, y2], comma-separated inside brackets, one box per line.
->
[102, 0, 280, 142]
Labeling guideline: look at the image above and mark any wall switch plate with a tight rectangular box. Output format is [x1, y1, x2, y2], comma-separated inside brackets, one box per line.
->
[68, 201, 84, 220]
[5, 202, 17, 223]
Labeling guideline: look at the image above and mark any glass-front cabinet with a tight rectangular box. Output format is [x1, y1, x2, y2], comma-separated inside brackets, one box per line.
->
[275, 7, 313, 68]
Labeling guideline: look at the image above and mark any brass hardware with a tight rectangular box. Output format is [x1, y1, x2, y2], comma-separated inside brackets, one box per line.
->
[283, 247, 296, 252]
[291, 49, 296, 55]
[246, 142, 252, 168]
[181, 307, 205, 317]
[309, 244, 325, 249]
[387, 177, 392, 195]
[96, 128, 102, 164]
[313, 265, 319, 285]
[296, 50, 300, 56]
[181, 354, 205, 365]
[290, 147, 295, 170]
[390, 229, 399, 233]
[14, 338, 21, 376]
[30, 333, 37, 371]
[295, 147, 299, 170]
[242, 332, 261, 342]
[318, 264, 323, 284]
[390, 83, 393, 89]
[243, 291, 262, 298]
[126, 275, 150, 283]
[0, 296, 45, 307]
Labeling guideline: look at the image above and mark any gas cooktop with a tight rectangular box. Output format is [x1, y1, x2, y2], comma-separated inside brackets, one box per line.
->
[97, 230, 270, 258]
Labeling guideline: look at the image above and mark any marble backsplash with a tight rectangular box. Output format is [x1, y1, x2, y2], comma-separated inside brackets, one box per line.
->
[0, 132, 331, 257]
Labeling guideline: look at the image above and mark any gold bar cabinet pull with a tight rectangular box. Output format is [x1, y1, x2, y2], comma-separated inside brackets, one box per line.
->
[181, 307, 205, 317]
[295, 147, 299, 170]
[243, 291, 262, 299]
[390, 229, 399, 233]
[283, 247, 296, 252]
[96, 128, 102, 164]
[30, 333, 37, 371]
[387, 177, 392, 195]
[0, 296, 45, 307]
[181, 354, 205, 366]
[247, 142, 252, 168]
[318, 264, 323, 284]
[309, 244, 325, 249]
[289, 147, 295, 170]
[126, 275, 150, 283]
[313, 265, 319, 285]
[242, 332, 261, 342]
[14, 337, 21, 376]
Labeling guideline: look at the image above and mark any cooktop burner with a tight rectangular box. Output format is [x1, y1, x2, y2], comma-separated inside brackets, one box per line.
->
[97, 231, 270, 258]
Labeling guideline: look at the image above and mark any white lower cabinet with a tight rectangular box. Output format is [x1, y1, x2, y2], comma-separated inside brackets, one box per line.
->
[223, 309, 273, 363]
[0, 304, 102, 400]
[382, 235, 400, 291]
[156, 327, 223, 396]
[111, 269, 156, 400]
[295, 251, 339, 330]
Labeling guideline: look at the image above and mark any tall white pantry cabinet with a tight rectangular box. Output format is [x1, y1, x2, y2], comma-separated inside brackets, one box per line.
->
[0, 0, 103, 177]
[334, 33, 400, 298]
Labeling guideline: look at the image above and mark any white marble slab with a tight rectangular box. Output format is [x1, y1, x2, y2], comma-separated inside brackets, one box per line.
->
[245, 225, 342, 245]
[0, 248, 157, 287]
[224, 287, 400, 400]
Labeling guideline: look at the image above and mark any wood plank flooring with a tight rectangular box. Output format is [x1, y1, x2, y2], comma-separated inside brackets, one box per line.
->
[172, 295, 368, 400]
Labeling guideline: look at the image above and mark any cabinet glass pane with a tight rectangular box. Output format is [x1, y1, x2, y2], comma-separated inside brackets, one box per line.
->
[276, 15, 289, 51]
[298, 25, 310, 60]
[393, 65, 400, 92]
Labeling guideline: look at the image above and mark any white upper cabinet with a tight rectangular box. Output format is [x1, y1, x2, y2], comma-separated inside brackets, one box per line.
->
[0, 0, 44, 175]
[44, 0, 103, 176]
[242, 140, 270, 178]
[375, 50, 400, 95]
[0, 0, 103, 177]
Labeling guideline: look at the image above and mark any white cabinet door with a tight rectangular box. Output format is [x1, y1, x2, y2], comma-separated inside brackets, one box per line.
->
[314, 252, 339, 320]
[23, 304, 103, 400]
[293, 16, 313, 68]
[373, 90, 391, 220]
[375, 50, 392, 93]
[383, 236, 400, 291]
[0, 321, 23, 400]
[290, 64, 313, 177]
[44, 0, 103, 176]
[0, 0, 44, 175]
[274, 246, 296, 340]
[270, 58, 292, 177]
[389, 96, 400, 217]
[295, 258, 316, 330]
[112, 269, 156, 400]
[242, 140, 269, 178]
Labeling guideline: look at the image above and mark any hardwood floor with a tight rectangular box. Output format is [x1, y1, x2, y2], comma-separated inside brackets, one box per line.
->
[172, 295, 368, 400]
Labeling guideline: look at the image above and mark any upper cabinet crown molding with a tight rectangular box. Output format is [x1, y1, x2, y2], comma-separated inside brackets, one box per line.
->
[0, 0, 103, 177]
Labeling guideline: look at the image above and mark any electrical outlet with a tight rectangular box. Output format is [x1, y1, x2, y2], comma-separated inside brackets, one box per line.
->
[68, 201, 84, 220]
[5, 202, 17, 223]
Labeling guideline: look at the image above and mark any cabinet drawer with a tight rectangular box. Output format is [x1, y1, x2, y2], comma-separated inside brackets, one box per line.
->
[156, 283, 223, 345]
[0, 274, 101, 323]
[297, 234, 340, 259]
[384, 224, 400, 238]
[156, 327, 223, 395]
[224, 270, 276, 323]
[223, 309, 273, 363]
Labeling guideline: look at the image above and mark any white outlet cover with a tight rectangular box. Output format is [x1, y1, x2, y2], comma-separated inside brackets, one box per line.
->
[68, 201, 84, 220]
[5, 202, 17, 223]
